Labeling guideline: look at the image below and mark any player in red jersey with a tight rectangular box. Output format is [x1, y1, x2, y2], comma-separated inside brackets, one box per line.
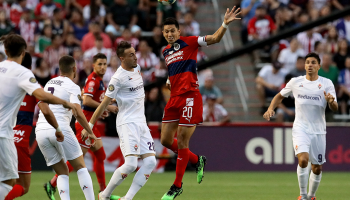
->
[160, 7, 241, 200]
[45, 53, 119, 199]
[5, 52, 64, 200]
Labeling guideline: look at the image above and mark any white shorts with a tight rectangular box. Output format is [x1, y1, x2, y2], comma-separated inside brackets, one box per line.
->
[36, 128, 83, 166]
[0, 138, 19, 182]
[292, 130, 326, 165]
[117, 122, 156, 157]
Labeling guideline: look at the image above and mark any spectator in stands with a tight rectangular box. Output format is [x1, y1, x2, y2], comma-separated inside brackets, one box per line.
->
[203, 94, 230, 124]
[103, 55, 119, 86]
[296, 28, 323, 55]
[43, 34, 68, 75]
[10, 0, 27, 27]
[83, 0, 106, 24]
[199, 75, 223, 104]
[332, 0, 350, 10]
[274, 6, 295, 32]
[288, 0, 308, 11]
[73, 47, 84, 71]
[147, 26, 168, 57]
[240, 0, 261, 44]
[183, 12, 200, 36]
[337, 56, 350, 114]
[27, 42, 39, 69]
[333, 38, 350, 71]
[248, 5, 277, 41]
[69, 9, 89, 41]
[256, 61, 288, 111]
[266, 0, 286, 20]
[37, 24, 52, 53]
[197, 47, 209, 64]
[35, 0, 62, 21]
[290, 56, 305, 77]
[81, 21, 112, 51]
[114, 28, 140, 50]
[0, 9, 13, 37]
[68, 0, 91, 12]
[145, 87, 166, 122]
[84, 35, 113, 64]
[0, 0, 10, 18]
[26, 0, 39, 10]
[319, 53, 339, 85]
[336, 16, 350, 43]
[51, 8, 69, 40]
[18, 8, 37, 44]
[136, 40, 159, 84]
[295, 12, 309, 27]
[156, 0, 180, 26]
[78, 58, 93, 87]
[314, 41, 326, 62]
[323, 26, 339, 54]
[278, 37, 305, 73]
[34, 58, 51, 86]
[154, 58, 168, 80]
[105, 0, 141, 37]
[65, 33, 80, 56]
[177, 0, 197, 15]
[276, 74, 295, 122]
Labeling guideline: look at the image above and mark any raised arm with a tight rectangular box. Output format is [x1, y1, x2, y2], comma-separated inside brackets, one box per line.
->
[263, 93, 285, 121]
[206, 6, 241, 45]
[38, 102, 64, 142]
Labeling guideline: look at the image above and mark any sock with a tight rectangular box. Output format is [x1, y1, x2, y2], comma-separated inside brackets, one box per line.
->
[174, 148, 189, 188]
[168, 139, 198, 164]
[51, 161, 74, 188]
[0, 183, 12, 200]
[4, 184, 24, 200]
[57, 175, 70, 200]
[101, 156, 138, 198]
[77, 168, 95, 200]
[308, 171, 322, 198]
[297, 165, 309, 198]
[125, 156, 157, 200]
[93, 147, 107, 191]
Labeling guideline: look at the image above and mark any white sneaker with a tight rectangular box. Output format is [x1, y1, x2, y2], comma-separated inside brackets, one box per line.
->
[99, 191, 110, 200]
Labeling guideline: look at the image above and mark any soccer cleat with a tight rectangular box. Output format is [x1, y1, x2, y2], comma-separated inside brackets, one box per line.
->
[43, 181, 56, 200]
[297, 196, 307, 200]
[310, 197, 316, 200]
[161, 184, 183, 200]
[195, 155, 207, 184]
[111, 195, 122, 200]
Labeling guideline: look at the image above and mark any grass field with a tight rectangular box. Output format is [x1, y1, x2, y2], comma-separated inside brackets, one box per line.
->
[16, 171, 350, 200]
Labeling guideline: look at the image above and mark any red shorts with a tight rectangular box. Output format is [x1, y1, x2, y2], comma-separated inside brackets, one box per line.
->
[75, 122, 102, 148]
[162, 91, 203, 126]
[16, 146, 31, 173]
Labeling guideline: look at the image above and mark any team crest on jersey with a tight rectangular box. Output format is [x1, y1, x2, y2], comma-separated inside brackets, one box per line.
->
[186, 98, 194, 106]
[29, 77, 37, 83]
[174, 43, 180, 51]
[134, 144, 138, 151]
[169, 51, 174, 55]
[108, 84, 114, 91]
[295, 145, 298, 150]
[77, 94, 82, 101]
[318, 84, 322, 89]
[88, 87, 94, 92]
[299, 83, 303, 87]
[144, 174, 150, 180]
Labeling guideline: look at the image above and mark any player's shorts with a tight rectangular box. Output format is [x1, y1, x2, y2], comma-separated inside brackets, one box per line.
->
[117, 122, 156, 157]
[0, 137, 19, 182]
[292, 129, 326, 165]
[75, 123, 102, 149]
[162, 91, 203, 126]
[16, 146, 31, 173]
[36, 128, 83, 166]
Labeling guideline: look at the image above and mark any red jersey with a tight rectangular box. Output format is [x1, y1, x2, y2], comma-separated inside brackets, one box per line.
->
[163, 36, 206, 97]
[13, 94, 39, 147]
[81, 72, 106, 120]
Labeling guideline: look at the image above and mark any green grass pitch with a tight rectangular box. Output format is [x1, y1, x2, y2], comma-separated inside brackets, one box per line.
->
[16, 171, 350, 199]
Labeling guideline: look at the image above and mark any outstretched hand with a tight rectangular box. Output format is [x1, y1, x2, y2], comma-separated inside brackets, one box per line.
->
[224, 6, 241, 25]
[324, 91, 335, 104]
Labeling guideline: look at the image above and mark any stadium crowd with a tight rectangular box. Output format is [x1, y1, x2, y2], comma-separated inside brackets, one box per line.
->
[240, 0, 350, 122]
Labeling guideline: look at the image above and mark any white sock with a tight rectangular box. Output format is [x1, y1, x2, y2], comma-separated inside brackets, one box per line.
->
[125, 156, 157, 200]
[297, 165, 309, 198]
[77, 168, 95, 200]
[101, 156, 138, 198]
[0, 182, 12, 200]
[308, 171, 322, 198]
[57, 175, 70, 200]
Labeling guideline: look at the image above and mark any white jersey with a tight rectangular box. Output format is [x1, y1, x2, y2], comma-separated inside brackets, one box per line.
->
[105, 65, 146, 126]
[36, 76, 81, 131]
[0, 60, 41, 139]
[280, 75, 337, 134]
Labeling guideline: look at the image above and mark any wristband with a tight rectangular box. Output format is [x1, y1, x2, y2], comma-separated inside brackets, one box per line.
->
[222, 22, 228, 29]
[88, 122, 94, 129]
[56, 126, 61, 132]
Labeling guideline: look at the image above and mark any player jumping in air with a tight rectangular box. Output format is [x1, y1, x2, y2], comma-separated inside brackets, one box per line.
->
[263, 53, 338, 200]
[36, 55, 97, 200]
[81, 41, 157, 200]
[0, 34, 77, 200]
[160, 7, 241, 200]
[45, 53, 119, 200]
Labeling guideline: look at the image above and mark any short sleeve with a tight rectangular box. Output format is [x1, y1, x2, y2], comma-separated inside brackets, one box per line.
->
[18, 70, 41, 95]
[105, 76, 120, 99]
[280, 78, 294, 97]
[258, 65, 269, 79]
[83, 79, 98, 97]
[69, 85, 82, 105]
[325, 80, 337, 102]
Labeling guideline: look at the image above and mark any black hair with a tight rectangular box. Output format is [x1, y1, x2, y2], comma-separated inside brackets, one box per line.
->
[305, 52, 321, 65]
[116, 41, 132, 58]
[93, 53, 107, 63]
[162, 17, 179, 30]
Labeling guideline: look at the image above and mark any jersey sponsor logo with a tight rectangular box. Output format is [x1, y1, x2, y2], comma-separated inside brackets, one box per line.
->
[77, 94, 82, 101]
[14, 130, 25, 136]
[14, 137, 24, 143]
[174, 43, 180, 51]
[144, 174, 150, 180]
[0, 67, 7, 73]
[88, 87, 94, 92]
[21, 102, 27, 106]
[165, 51, 183, 65]
[47, 79, 63, 86]
[129, 84, 143, 92]
[29, 77, 37, 83]
[108, 84, 114, 91]
[318, 83, 322, 89]
[297, 94, 322, 101]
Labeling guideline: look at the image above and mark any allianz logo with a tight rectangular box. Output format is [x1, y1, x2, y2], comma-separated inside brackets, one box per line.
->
[297, 94, 322, 101]
[245, 128, 295, 164]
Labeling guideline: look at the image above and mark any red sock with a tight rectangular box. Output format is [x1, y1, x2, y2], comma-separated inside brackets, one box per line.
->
[93, 147, 106, 191]
[174, 148, 189, 188]
[5, 184, 24, 200]
[51, 161, 74, 187]
[169, 139, 198, 164]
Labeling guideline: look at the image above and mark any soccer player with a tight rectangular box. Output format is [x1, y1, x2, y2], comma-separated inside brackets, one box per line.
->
[160, 7, 241, 200]
[36, 55, 98, 200]
[263, 52, 338, 200]
[5, 53, 63, 200]
[81, 41, 157, 200]
[45, 53, 119, 199]
[0, 34, 77, 200]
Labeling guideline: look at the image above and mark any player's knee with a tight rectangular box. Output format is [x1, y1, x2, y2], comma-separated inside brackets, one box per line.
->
[298, 158, 308, 168]
[143, 156, 157, 169]
[123, 157, 138, 173]
[160, 137, 172, 148]
[312, 165, 322, 175]
[23, 186, 29, 194]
